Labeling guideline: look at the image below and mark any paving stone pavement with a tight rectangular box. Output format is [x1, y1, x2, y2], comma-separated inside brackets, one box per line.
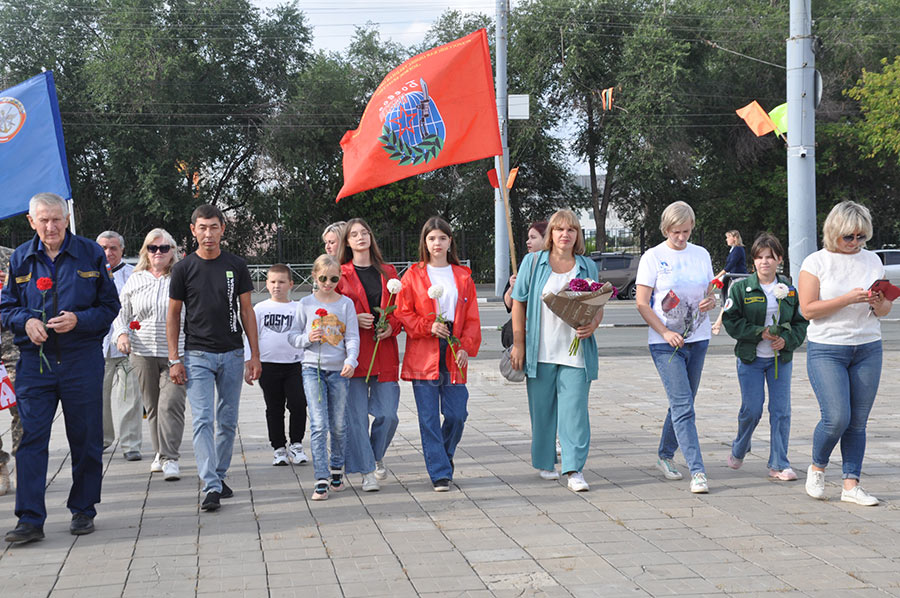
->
[2, 352, 900, 597]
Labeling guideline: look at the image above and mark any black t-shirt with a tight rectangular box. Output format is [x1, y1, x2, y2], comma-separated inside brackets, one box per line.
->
[355, 265, 382, 313]
[169, 251, 253, 352]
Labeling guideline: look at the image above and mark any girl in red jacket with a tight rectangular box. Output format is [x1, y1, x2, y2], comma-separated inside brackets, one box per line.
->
[396, 217, 481, 492]
[337, 218, 402, 492]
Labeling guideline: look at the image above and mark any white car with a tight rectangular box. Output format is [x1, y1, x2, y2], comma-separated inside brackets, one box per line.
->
[873, 249, 900, 286]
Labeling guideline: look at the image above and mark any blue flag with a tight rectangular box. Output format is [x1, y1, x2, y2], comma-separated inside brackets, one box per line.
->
[0, 71, 71, 220]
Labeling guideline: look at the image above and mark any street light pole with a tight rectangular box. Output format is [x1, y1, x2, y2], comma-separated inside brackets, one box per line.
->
[494, 0, 511, 297]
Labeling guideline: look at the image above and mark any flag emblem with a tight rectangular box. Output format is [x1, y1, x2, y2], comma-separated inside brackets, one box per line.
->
[0, 97, 26, 143]
[378, 78, 446, 166]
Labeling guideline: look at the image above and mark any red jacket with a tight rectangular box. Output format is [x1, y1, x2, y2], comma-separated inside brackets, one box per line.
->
[337, 262, 402, 381]
[396, 262, 481, 383]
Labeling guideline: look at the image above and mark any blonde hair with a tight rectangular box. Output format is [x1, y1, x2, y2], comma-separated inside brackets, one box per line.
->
[322, 221, 346, 242]
[659, 201, 695, 237]
[134, 228, 179, 274]
[312, 253, 341, 277]
[822, 201, 873, 252]
[543, 209, 586, 255]
[727, 230, 743, 247]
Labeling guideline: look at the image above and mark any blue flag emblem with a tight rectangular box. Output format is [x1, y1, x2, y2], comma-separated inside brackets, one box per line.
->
[0, 71, 71, 220]
[378, 78, 446, 166]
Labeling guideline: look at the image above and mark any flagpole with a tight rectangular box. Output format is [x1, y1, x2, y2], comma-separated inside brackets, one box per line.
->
[498, 166, 518, 275]
[494, 0, 513, 291]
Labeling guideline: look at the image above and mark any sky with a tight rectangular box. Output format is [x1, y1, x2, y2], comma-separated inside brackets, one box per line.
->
[252, 1, 503, 53]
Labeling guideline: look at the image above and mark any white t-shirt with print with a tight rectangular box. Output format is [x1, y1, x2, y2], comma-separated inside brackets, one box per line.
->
[756, 281, 779, 358]
[636, 241, 715, 345]
[800, 248, 884, 345]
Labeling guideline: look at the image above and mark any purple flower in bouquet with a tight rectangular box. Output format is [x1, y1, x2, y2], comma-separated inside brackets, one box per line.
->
[569, 278, 590, 292]
[589, 281, 603, 292]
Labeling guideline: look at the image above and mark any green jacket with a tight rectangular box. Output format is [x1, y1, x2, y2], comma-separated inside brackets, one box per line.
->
[722, 273, 808, 364]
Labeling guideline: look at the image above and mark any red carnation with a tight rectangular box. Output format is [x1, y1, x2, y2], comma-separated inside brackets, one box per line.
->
[315, 308, 328, 318]
[711, 278, 724, 289]
[129, 321, 141, 331]
[36, 277, 53, 292]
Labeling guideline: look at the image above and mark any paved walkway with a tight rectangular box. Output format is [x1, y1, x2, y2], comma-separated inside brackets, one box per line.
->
[2, 352, 900, 597]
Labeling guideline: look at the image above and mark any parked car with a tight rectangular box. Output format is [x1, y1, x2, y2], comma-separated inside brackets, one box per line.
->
[590, 252, 638, 300]
[873, 249, 900, 286]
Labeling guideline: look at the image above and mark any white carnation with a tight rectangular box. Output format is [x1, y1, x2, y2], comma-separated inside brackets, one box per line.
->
[387, 278, 402, 294]
[427, 284, 443, 299]
[773, 283, 790, 300]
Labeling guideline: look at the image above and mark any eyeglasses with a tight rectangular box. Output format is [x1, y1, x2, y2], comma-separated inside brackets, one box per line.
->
[317, 275, 340, 283]
[147, 244, 171, 254]
[841, 234, 866, 243]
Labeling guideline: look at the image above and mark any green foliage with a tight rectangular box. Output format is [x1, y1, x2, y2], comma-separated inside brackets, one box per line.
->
[846, 56, 900, 167]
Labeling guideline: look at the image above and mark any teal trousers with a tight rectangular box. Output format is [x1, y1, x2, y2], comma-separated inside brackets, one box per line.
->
[526, 362, 591, 473]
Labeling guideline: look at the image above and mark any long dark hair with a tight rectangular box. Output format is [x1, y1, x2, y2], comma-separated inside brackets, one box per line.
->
[339, 218, 386, 277]
[417, 216, 460, 266]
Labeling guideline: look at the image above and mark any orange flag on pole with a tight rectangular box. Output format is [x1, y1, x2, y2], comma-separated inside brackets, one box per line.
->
[336, 29, 502, 201]
[736, 101, 776, 137]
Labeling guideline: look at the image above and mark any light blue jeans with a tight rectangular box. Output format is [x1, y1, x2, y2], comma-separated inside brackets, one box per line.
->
[649, 341, 709, 475]
[732, 357, 792, 470]
[184, 349, 244, 494]
[345, 377, 400, 474]
[807, 340, 882, 479]
[302, 367, 349, 481]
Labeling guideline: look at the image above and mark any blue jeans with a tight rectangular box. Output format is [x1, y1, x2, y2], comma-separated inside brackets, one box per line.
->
[732, 357, 792, 470]
[345, 377, 400, 474]
[807, 340, 882, 480]
[412, 373, 468, 483]
[184, 349, 244, 494]
[649, 341, 709, 475]
[302, 367, 349, 481]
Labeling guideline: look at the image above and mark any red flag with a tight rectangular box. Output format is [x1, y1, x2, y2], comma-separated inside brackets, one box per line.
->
[336, 29, 502, 201]
[487, 168, 500, 188]
[736, 101, 776, 137]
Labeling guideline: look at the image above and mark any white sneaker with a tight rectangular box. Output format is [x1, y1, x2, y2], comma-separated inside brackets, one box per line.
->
[841, 485, 879, 506]
[690, 472, 709, 494]
[656, 458, 683, 480]
[361, 472, 380, 492]
[567, 471, 589, 492]
[374, 460, 387, 481]
[150, 453, 163, 473]
[805, 465, 826, 500]
[273, 447, 288, 466]
[539, 469, 559, 480]
[288, 443, 308, 465]
[162, 460, 180, 481]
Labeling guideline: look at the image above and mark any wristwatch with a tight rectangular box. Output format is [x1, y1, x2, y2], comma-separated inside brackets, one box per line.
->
[167, 358, 182, 367]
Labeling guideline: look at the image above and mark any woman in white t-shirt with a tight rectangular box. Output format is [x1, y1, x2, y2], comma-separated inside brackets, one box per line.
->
[798, 201, 893, 506]
[635, 201, 717, 494]
[510, 209, 603, 493]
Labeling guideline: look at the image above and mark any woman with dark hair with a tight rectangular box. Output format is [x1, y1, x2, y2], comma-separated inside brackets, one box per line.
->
[503, 221, 549, 312]
[337, 218, 402, 492]
[396, 217, 481, 492]
[722, 233, 807, 481]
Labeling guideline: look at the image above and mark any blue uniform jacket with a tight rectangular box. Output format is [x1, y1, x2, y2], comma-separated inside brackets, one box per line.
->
[511, 251, 600, 381]
[1, 232, 121, 362]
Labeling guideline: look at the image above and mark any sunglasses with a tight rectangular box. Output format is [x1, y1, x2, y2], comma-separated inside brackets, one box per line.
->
[147, 244, 171, 254]
[317, 275, 340, 283]
[842, 234, 866, 243]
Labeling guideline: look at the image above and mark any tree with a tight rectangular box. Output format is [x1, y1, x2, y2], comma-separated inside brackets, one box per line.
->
[846, 56, 900, 167]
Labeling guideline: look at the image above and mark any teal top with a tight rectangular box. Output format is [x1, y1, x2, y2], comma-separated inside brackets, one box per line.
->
[511, 251, 600, 381]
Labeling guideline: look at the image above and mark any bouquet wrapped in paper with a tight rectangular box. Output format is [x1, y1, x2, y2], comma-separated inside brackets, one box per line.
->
[542, 278, 616, 355]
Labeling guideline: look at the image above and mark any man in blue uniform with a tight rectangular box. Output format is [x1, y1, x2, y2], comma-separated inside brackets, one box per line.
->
[1, 193, 120, 544]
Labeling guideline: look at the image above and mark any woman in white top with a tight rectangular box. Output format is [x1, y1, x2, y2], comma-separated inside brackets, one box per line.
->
[114, 229, 185, 481]
[510, 209, 602, 492]
[635, 201, 717, 494]
[798, 201, 893, 506]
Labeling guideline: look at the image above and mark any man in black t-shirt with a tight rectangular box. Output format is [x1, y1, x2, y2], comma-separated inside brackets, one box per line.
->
[166, 204, 261, 512]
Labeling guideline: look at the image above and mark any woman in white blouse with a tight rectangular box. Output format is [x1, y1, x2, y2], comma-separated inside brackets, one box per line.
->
[798, 201, 893, 506]
[114, 229, 186, 481]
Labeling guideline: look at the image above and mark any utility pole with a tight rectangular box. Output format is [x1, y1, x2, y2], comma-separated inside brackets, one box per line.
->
[786, 0, 817, 277]
[494, 0, 511, 297]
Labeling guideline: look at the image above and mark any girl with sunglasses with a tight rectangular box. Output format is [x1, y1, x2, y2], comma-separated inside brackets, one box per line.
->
[337, 219, 402, 492]
[113, 229, 186, 480]
[396, 217, 481, 492]
[798, 201, 893, 506]
[288, 254, 359, 500]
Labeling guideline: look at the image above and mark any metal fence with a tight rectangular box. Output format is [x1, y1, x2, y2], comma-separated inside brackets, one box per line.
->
[247, 260, 472, 293]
